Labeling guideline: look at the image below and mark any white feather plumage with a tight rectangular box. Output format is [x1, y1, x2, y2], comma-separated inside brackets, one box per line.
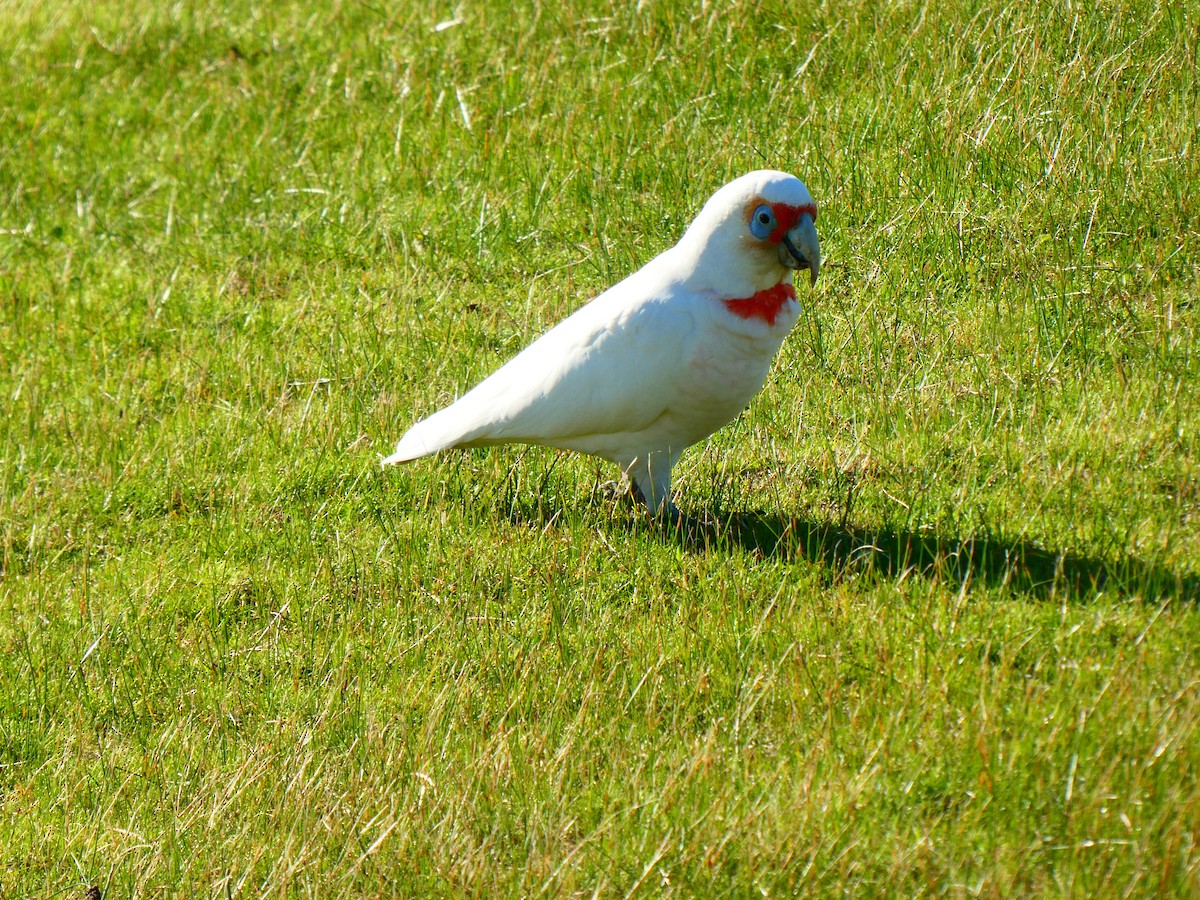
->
[383, 170, 821, 516]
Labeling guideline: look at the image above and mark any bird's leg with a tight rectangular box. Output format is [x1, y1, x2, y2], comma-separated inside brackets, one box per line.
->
[627, 452, 679, 521]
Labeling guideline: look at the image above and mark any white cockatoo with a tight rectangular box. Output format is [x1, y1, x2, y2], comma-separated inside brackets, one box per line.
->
[383, 170, 820, 519]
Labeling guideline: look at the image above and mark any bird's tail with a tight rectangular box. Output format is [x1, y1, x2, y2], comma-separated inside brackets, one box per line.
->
[381, 405, 480, 466]
[381, 421, 443, 466]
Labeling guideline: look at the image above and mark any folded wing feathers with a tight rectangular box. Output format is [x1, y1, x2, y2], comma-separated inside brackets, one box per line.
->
[382, 284, 692, 467]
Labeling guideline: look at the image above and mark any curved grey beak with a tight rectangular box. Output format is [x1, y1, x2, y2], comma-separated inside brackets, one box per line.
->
[779, 215, 820, 286]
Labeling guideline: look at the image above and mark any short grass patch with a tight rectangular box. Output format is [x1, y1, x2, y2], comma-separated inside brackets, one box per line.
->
[2, 0, 1198, 895]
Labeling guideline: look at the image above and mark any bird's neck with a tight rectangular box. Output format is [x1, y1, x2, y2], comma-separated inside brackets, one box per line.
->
[669, 230, 789, 299]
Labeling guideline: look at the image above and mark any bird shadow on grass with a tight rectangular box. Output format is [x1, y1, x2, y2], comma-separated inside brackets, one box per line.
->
[491, 470, 1196, 604]
[663, 509, 1199, 604]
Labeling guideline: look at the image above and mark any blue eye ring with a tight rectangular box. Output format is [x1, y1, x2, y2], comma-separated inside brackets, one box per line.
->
[749, 204, 776, 240]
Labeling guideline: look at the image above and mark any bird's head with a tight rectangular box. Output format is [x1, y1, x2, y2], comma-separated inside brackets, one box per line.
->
[676, 170, 820, 298]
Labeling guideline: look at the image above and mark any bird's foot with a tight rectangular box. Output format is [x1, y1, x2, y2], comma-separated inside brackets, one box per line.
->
[651, 504, 742, 547]
[597, 479, 642, 510]
[657, 501, 684, 526]
[654, 502, 708, 535]
[598, 479, 630, 500]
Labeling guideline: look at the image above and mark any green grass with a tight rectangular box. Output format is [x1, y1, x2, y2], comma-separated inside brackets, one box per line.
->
[2, 0, 1198, 894]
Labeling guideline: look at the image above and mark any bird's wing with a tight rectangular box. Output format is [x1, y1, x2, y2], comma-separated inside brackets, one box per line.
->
[386, 283, 696, 462]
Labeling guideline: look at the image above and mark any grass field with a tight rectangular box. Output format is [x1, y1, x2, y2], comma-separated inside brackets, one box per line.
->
[2, 0, 1198, 895]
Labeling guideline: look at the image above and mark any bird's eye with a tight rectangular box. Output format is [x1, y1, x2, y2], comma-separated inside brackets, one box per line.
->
[749, 204, 776, 240]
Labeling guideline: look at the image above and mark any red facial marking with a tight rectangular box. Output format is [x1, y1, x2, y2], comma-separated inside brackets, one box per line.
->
[767, 202, 818, 243]
[722, 283, 797, 326]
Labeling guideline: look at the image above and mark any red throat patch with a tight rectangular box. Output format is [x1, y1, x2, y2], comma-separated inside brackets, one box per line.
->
[722, 283, 797, 325]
